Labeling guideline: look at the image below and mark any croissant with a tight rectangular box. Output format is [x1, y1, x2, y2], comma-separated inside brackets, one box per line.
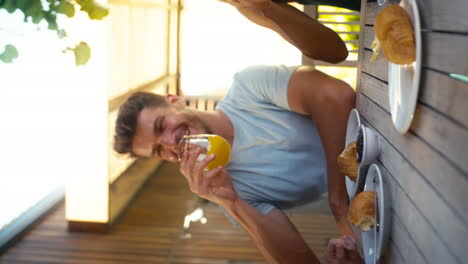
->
[338, 141, 359, 182]
[347, 191, 376, 231]
[374, 4, 415, 65]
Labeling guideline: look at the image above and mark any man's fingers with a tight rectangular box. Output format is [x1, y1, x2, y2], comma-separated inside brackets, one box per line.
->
[335, 241, 345, 260]
[344, 236, 363, 261]
[179, 151, 192, 182]
[186, 147, 201, 171]
[180, 147, 202, 185]
[343, 235, 356, 251]
[327, 237, 346, 260]
[199, 153, 216, 172]
[180, 147, 190, 167]
[193, 153, 215, 183]
[204, 165, 222, 179]
[326, 238, 338, 254]
[326, 236, 364, 263]
[325, 238, 340, 262]
[202, 166, 223, 189]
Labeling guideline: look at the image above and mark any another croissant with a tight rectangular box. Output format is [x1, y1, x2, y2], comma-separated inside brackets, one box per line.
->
[347, 191, 376, 231]
[338, 141, 359, 182]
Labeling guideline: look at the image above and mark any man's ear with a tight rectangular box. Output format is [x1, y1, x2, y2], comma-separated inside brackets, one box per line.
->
[165, 94, 185, 109]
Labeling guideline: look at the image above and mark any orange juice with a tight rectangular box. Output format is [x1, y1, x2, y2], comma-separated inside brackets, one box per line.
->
[178, 134, 231, 170]
[205, 134, 231, 170]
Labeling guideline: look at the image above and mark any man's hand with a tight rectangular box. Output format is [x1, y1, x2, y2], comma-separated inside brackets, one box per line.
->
[179, 147, 238, 208]
[181, 149, 321, 264]
[218, 0, 273, 11]
[325, 235, 364, 264]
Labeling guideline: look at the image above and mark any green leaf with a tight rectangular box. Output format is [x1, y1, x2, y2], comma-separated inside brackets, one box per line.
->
[1, 0, 17, 13]
[51, 0, 75, 18]
[0, 44, 19, 63]
[69, 42, 91, 66]
[44, 12, 58, 30]
[77, 0, 109, 20]
[16, 0, 44, 24]
[31, 11, 44, 24]
[15, 0, 30, 11]
[56, 28, 67, 38]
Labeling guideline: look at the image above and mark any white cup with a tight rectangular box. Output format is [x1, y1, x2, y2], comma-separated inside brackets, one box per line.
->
[359, 125, 381, 166]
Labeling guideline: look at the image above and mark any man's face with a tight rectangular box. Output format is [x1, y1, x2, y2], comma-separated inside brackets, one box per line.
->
[132, 104, 210, 162]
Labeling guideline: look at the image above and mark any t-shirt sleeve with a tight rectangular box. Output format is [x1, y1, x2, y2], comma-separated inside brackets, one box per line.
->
[220, 201, 277, 228]
[233, 65, 299, 110]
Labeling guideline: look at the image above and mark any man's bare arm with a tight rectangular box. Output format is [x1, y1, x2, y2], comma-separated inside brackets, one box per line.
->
[223, 0, 348, 63]
[180, 148, 321, 264]
[228, 200, 321, 264]
[287, 66, 356, 235]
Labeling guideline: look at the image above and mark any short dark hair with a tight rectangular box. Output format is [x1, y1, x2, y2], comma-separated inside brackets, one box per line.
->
[113, 92, 167, 156]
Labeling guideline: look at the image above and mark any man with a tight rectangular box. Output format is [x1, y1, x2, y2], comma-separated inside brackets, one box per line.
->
[217, 0, 360, 63]
[114, 64, 363, 263]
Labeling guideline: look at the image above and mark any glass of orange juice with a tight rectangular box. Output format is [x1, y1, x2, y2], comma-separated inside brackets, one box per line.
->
[177, 134, 231, 170]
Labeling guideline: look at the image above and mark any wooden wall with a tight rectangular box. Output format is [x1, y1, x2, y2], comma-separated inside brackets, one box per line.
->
[356, 0, 468, 263]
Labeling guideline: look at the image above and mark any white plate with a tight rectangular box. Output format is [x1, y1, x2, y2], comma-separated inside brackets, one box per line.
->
[345, 109, 361, 199]
[388, 0, 422, 134]
[362, 164, 391, 264]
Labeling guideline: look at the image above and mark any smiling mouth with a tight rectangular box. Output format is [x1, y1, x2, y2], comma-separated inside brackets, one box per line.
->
[176, 127, 190, 147]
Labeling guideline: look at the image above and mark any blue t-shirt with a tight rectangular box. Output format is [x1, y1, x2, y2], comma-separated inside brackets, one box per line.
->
[216, 65, 328, 217]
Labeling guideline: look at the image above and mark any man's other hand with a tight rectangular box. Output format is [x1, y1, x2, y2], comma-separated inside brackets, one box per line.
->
[325, 235, 364, 264]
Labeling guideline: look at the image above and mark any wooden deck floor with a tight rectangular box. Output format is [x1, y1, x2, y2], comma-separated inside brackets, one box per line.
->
[0, 162, 339, 264]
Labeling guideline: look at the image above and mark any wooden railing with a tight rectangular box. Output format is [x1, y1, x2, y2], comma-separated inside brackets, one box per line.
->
[303, 5, 360, 69]
[185, 96, 222, 112]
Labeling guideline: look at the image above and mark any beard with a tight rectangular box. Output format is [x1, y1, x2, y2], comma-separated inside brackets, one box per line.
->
[179, 108, 212, 135]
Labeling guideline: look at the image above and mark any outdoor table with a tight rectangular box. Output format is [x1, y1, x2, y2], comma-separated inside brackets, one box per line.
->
[354, 0, 468, 263]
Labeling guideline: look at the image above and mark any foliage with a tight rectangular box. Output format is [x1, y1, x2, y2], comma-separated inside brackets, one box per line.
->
[0, 44, 19, 63]
[0, 0, 109, 65]
[65, 41, 91, 66]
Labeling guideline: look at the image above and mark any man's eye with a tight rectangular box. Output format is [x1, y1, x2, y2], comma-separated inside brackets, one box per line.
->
[154, 117, 164, 135]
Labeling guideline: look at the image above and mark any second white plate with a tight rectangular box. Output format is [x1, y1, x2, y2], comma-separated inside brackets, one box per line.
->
[362, 164, 391, 264]
[388, 0, 422, 134]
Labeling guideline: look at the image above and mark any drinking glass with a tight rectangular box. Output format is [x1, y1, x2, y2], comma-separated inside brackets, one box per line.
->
[177, 134, 231, 170]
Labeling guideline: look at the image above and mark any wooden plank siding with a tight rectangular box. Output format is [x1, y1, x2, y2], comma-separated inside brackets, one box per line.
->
[357, 0, 468, 263]
[0, 162, 339, 264]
